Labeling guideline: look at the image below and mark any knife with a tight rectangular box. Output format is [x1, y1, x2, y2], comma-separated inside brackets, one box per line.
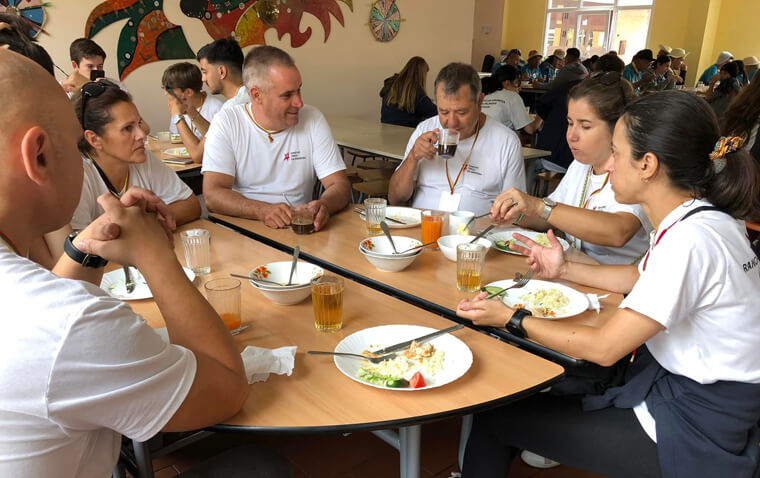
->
[371, 324, 464, 355]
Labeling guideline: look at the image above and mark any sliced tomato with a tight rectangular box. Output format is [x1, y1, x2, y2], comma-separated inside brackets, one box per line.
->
[409, 371, 426, 389]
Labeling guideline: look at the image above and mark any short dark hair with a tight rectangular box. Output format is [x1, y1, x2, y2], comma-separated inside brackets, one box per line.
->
[622, 90, 760, 220]
[482, 65, 520, 95]
[633, 49, 654, 62]
[566, 48, 581, 61]
[242, 45, 296, 90]
[595, 53, 625, 74]
[69, 38, 106, 64]
[721, 61, 739, 78]
[434, 62, 481, 104]
[655, 54, 672, 66]
[162, 62, 203, 92]
[0, 13, 54, 76]
[71, 80, 132, 155]
[196, 38, 244, 76]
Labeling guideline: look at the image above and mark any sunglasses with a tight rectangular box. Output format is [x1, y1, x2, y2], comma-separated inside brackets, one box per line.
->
[79, 81, 108, 129]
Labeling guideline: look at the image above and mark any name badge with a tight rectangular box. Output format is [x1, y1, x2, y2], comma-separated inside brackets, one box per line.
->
[438, 192, 461, 212]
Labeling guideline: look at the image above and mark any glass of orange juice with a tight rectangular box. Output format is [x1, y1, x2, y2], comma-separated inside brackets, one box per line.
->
[421, 210, 445, 250]
[204, 278, 242, 331]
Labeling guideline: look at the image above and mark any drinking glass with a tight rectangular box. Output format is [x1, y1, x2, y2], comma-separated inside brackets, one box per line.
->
[421, 210, 445, 250]
[364, 198, 387, 236]
[204, 278, 242, 331]
[457, 243, 486, 292]
[448, 210, 475, 235]
[311, 275, 344, 332]
[291, 205, 315, 235]
[180, 229, 211, 275]
[437, 128, 460, 158]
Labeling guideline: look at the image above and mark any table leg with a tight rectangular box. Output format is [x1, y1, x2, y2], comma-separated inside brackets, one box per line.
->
[399, 424, 421, 478]
[458, 414, 473, 470]
[133, 439, 154, 478]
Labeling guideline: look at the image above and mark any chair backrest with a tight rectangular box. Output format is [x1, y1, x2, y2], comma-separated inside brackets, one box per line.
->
[482, 54, 495, 73]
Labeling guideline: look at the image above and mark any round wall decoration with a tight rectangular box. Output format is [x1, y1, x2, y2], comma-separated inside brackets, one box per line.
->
[0, 0, 49, 38]
[369, 0, 400, 42]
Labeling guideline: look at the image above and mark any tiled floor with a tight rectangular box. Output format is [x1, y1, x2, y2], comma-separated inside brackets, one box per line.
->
[139, 417, 605, 478]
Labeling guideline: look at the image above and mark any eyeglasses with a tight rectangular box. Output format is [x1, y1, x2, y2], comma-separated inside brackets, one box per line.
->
[79, 81, 107, 129]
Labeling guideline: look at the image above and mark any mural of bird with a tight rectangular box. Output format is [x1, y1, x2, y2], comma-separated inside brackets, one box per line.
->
[86, 0, 353, 80]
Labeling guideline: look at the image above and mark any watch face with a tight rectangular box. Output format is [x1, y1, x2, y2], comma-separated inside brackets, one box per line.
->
[543, 198, 557, 207]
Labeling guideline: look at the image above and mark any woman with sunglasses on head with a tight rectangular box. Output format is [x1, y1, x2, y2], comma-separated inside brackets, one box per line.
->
[458, 90, 760, 478]
[490, 73, 652, 265]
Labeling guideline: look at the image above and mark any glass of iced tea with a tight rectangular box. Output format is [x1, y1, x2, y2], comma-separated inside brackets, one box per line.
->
[456, 243, 486, 292]
[437, 128, 460, 158]
[291, 205, 315, 234]
[421, 210, 445, 250]
[311, 275, 344, 332]
[204, 278, 242, 331]
[364, 198, 387, 236]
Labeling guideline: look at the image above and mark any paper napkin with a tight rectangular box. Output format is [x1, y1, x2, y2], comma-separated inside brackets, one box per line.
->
[241, 345, 297, 384]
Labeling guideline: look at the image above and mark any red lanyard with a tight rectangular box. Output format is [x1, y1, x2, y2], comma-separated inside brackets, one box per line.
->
[0, 231, 20, 255]
[641, 217, 682, 271]
[445, 121, 481, 195]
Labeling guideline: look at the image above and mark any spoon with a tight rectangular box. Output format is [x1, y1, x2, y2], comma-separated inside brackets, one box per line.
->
[380, 221, 399, 254]
[395, 241, 438, 254]
[469, 224, 496, 244]
[287, 245, 300, 286]
[229, 273, 297, 287]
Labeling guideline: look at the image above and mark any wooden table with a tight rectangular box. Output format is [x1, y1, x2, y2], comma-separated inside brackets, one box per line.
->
[145, 137, 201, 175]
[326, 115, 551, 162]
[125, 219, 563, 478]
[210, 210, 623, 367]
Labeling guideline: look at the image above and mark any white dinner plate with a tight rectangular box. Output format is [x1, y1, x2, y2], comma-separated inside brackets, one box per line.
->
[100, 266, 196, 300]
[361, 207, 421, 228]
[484, 279, 588, 319]
[487, 228, 570, 256]
[333, 324, 472, 391]
[163, 147, 190, 158]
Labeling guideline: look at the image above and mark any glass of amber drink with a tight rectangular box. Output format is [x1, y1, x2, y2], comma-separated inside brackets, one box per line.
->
[421, 210, 445, 249]
[311, 275, 344, 332]
[204, 278, 242, 331]
[456, 243, 486, 292]
[364, 198, 387, 236]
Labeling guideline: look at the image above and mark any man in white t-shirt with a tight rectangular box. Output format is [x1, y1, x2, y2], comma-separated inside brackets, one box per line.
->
[203, 46, 350, 230]
[389, 62, 525, 215]
[196, 38, 251, 110]
[0, 50, 289, 477]
[162, 62, 224, 163]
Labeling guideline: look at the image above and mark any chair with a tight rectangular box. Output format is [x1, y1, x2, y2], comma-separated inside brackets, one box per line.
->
[531, 171, 564, 197]
[482, 54, 495, 73]
[344, 148, 379, 166]
[352, 179, 390, 203]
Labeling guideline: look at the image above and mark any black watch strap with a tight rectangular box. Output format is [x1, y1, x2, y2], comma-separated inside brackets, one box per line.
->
[64, 232, 108, 268]
[505, 308, 531, 338]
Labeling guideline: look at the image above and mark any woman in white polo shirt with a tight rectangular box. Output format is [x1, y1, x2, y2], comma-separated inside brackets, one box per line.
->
[457, 90, 760, 477]
[490, 72, 652, 265]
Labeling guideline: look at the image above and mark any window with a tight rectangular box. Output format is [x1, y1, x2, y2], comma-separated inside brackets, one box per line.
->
[543, 0, 653, 64]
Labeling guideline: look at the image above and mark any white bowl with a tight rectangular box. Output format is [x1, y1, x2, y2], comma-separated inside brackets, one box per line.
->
[248, 261, 324, 305]
[359, 236, 423, 257]
[437, 235, 493, 262]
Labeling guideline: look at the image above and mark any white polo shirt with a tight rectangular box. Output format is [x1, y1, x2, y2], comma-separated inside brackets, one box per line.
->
[548, 160, 652, 265]
[202, 104, 346, 205]
[400, 115, 525, 215]
[169, 94, 224, 138]
[481, 89, 531, 131]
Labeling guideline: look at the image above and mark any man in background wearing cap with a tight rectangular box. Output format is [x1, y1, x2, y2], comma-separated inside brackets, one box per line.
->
[549, 47, 588, 89]
[521, 52, 543, 81]
[699, 51, 733, 85]
[657, 44, 672, 58]
[744, 56, 759, 83]
[623, 49, 655, 90]
[670, 48, 688, 85]
[539, 49, 565, 82]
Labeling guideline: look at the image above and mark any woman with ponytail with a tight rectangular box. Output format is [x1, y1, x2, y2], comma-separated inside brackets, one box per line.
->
[458, 90, 760, 478]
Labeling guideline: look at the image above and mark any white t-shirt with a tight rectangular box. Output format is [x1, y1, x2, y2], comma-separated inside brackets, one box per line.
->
[202, 104, 346, 205]
[400, 115, 525, 215]
[169, 94, 224, 138]
[221, 85, 251, 110]
[548, 160, 652, 265]
[0, 247, 196, 477]
[481, 89, 531, 131]
[620, 198, 760, 441]
[71, 151, 194, 230]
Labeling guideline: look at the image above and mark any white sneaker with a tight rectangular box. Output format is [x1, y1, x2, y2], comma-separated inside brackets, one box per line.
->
[520, 450, 560, 469]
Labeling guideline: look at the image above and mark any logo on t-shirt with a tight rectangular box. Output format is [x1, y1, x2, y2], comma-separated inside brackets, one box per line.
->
[284, 150, 307, 162]
[466, 164, 482, 176]
[283, 153, 290, 161]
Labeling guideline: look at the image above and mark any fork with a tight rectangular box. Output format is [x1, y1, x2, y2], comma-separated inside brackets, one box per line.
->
[307, 351, 397, 364]
[485, 269, 534, 299]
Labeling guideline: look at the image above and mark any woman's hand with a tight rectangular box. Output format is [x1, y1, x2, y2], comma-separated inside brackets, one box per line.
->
[509, 229, 566, 280]
[456, 291, 513, 327]
[490, 188, 543, 224]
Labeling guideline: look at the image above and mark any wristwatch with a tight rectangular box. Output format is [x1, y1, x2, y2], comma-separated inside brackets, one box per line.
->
[540, 197, 557, 221]
[505, 308, 531, 338]
[63, 231, 108, 268]
[171, 114, 183, 125]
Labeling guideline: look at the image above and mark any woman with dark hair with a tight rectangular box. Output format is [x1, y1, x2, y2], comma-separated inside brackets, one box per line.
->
[491, 72, 651, 265]
[642, 55, 676, 92]
[706, 61, 741, 117]
[481, 65, 539, 133]
[459, 90, 760, 478]
[723, 75, 760, 162]
[735, 59, 747, 86]
[380, 56, 437, 127]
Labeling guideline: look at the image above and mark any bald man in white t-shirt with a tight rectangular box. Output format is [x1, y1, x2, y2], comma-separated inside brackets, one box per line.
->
[203, 46, 350, 231]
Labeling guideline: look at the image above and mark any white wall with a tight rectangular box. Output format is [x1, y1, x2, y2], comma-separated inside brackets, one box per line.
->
[37, 1, 475, 130]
